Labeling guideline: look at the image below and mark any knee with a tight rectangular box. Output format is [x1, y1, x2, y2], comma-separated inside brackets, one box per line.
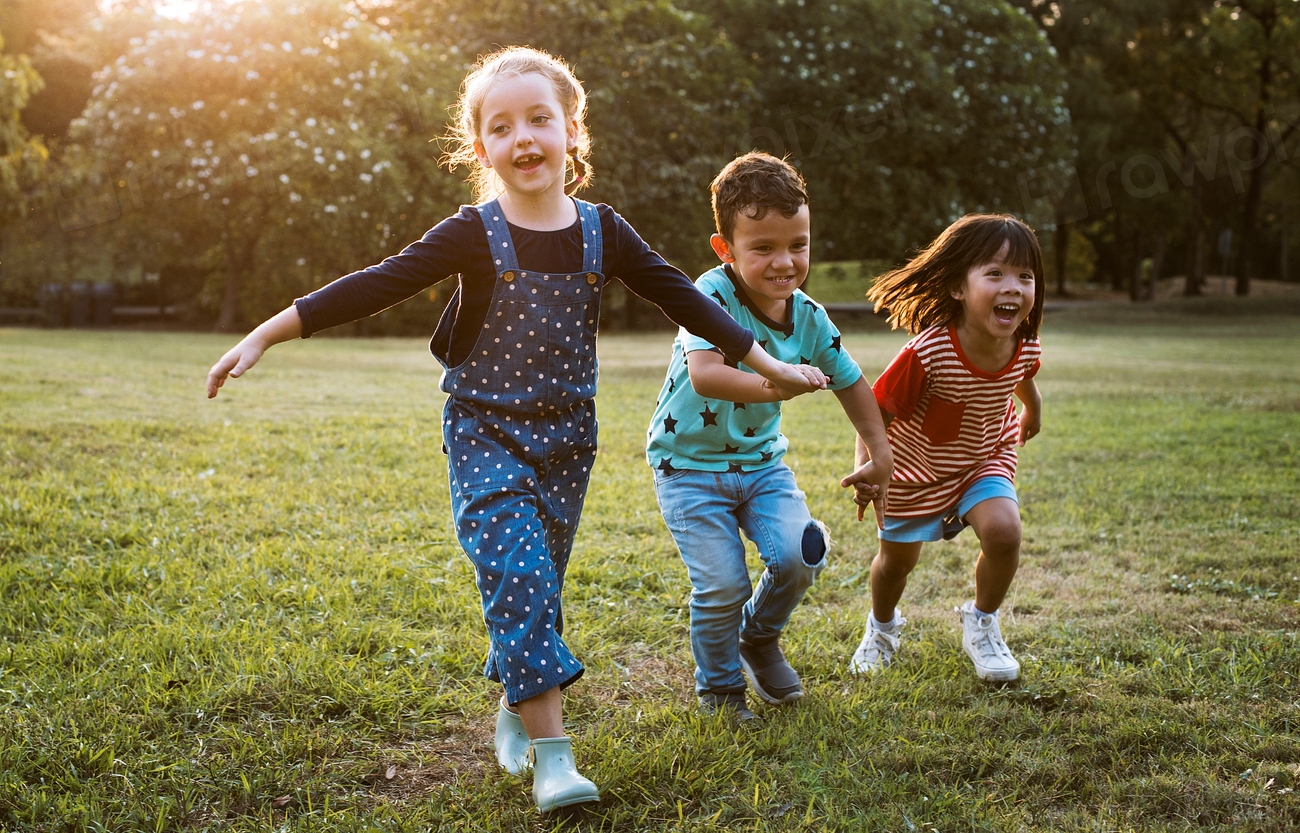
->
[979, 519, 1022, 555]
[777, 520, 830, 592]
[873, 548, 919, 582]
[800, 519, 830, 568]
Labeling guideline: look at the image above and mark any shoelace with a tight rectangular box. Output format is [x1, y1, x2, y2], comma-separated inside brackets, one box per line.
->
[970, 617, 1013, 659]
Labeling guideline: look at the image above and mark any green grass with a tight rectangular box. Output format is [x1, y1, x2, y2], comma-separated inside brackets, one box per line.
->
[1, 301, 1298, 831]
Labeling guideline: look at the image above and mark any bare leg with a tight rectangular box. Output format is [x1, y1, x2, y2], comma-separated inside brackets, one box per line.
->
[871, 539, 923, 622]
[964, 497, 1021, 613]
[514, 685, 564, 740]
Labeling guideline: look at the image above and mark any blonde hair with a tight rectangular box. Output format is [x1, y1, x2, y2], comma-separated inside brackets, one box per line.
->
[444, 46, 592, 203]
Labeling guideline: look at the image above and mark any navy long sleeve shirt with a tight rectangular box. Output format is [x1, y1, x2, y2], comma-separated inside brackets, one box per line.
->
[294, 203, 755, 368]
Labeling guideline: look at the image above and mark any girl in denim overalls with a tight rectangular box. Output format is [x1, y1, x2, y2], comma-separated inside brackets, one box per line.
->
[206, 46, 821, 812]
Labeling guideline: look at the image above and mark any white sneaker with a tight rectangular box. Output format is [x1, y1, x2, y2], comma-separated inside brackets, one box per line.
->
[849, 612, 906, 674]
[958, 601, 1019, 681]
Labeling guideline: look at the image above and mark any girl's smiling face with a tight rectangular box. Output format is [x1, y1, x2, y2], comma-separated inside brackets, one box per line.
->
[473, 72, 577, 201]
[952, 240, 1037, 342]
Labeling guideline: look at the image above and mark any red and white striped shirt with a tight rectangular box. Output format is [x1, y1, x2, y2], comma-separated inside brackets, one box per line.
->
[873, 325, 1041, 518]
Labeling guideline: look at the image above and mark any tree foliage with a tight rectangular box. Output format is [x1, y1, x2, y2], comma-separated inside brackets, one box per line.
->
[0, 26, 47, 228]
[7, 0, 1300, 329]
[63, 0, 465, 330]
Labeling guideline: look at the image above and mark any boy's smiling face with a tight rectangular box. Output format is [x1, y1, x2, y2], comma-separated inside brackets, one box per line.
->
[710, 203, 811, 323]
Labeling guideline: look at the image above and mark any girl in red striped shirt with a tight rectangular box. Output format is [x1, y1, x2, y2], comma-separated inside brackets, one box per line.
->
[842, 215, 1043, 681]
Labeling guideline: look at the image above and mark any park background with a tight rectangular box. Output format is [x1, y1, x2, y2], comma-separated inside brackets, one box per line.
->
[2, 0, 1299, 328]
[1, 1, 1299, 831]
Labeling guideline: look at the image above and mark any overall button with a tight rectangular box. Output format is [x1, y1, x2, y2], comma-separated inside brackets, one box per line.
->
[503, 271, 516, 282]
[585, 273, 598, 285]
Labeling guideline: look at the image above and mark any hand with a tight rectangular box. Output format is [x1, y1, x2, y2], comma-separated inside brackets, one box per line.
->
[762, 363, 826, 399]
[840, 459, 890, 529]
[206, 340, 266, 398]
[1017, 406, 1041, 446]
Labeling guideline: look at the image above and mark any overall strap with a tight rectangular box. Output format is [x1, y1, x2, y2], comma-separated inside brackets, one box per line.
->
[475, 200, 520, 273]
[575, 199, 603, 275]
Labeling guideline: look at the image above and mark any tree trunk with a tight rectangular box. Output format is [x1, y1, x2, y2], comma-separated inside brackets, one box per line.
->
[1283, 201, 1290, 284]
[1147, 235, 1166, 301]
[1128, 229, 1144, 302]
[1185, 224, 1205, 297]
[1053, 206, 1070, 297]
[1235, 10, 1277, 297]
[215, 235, 258, 332]
[1111, 212, 1128, 292]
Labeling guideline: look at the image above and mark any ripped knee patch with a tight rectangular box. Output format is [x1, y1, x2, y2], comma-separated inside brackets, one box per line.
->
[801, 519, 831, 567]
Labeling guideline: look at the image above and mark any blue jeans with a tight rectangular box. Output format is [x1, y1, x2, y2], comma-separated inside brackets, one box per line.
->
[653, 464, 829, 697]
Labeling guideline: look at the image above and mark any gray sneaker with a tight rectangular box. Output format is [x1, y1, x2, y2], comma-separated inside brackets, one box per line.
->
[699, 691, 758, 722]
[958, 601, 1020, 681]
[849, 612, 906, 674]
[738, 637, 804, 704]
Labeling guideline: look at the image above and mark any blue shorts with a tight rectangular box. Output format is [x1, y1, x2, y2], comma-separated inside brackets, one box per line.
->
[879, 476, 1018, 543]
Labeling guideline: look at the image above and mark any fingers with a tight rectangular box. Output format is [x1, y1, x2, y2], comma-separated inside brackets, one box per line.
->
[206, 348, 255, 399]
[798, 364, 827, 389]
[872, 496, 885, 530]
[206, 360, 232, 399]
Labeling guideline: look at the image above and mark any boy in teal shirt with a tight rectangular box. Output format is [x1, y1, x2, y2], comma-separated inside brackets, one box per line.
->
[646, 152, 893, 718]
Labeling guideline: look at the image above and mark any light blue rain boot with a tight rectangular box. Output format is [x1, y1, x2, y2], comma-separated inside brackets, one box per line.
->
[529, 736, 600, 812]
[494, 699, 531, 775]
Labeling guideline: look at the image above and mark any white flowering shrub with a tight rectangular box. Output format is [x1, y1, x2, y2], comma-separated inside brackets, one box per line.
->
[66, 0, 465, 330]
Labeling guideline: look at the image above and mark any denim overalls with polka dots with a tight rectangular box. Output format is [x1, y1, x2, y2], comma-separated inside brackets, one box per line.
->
[436, 198, 604, 704]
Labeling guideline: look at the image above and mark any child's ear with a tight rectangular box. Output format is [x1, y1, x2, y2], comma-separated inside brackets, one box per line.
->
[710, 234, 735, 263]
[566, 119, 579, 151]
[473, 140, 491, 168]
[950, 280, 966, 301]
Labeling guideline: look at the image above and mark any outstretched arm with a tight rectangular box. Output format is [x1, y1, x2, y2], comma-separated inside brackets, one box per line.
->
[687, 349, 822, 402]
[1014, 377, 1042, 446]
[835, 377, 894, 528]
[205, 305, 303, 398]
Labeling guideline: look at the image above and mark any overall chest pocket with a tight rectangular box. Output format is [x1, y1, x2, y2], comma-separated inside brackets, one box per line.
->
[920, 397, 966, 445]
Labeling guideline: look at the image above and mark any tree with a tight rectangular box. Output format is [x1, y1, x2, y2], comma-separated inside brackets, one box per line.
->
[682, 0, 1073, 267]
[64, 0, 466, 330]
[0, 0, 98, 143]
[0, 26, 46, 229]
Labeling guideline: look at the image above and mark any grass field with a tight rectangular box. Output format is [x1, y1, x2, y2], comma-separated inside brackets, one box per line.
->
[2, 299, 1299, 832]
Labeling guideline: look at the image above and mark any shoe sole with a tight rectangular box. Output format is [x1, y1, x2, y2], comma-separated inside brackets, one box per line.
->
[539, 790, 601, 812]
[739, 654, 804, 705]
[964, 646, 1019, 681]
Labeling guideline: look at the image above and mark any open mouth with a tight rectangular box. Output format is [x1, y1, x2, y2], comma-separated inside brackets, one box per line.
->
[993, 303, 1021, 325]
[513, 153, 544, 172]
[766, 274, 798, 287]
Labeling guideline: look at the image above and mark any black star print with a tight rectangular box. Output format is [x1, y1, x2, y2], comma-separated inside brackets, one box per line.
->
[826, 374, 834, 385]
[727, 462, 745, 473]
[733, 401, 746, 410]
[662, 413, 678, 434]
[760, 450, 774, 462]
[699, 404, 718, 427]
[710, 290, 728, 307]
[723, 444, 740, 455]
[800, 356, 811, 365]
[668, 378, 676, 393]
[803, 299, 819, 312]
[743, 427, 757, 438]
[830, 334, 842, 352]
[758, 339, 769, 351]
[657, 458, 678, 476]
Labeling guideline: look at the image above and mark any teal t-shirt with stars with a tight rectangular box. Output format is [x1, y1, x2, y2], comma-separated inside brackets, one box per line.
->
[645, 264, 863, 475]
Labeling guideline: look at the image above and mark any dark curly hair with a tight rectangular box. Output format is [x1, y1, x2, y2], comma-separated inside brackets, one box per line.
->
[868, 214, 1044, 339]
[710, 152, 808, 241]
